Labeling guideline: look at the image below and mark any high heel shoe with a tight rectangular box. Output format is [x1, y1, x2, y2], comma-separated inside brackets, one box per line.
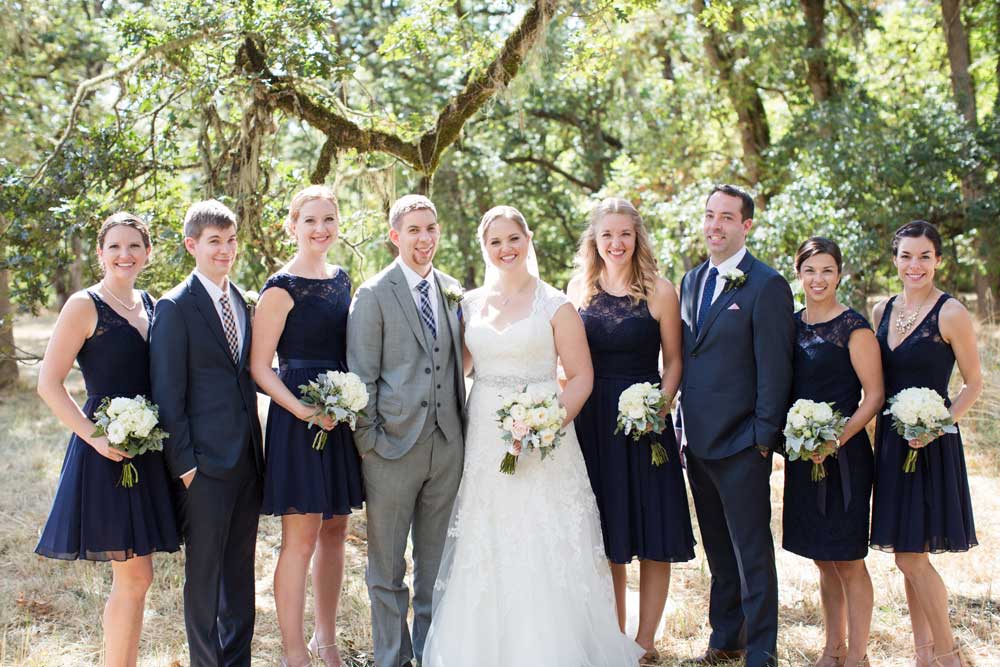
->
[814, 645, 847, 667]
[279, 657, 311, 667]
[931, 640, 970, 667]
[308, 635, 344, 667]
[844, 656, 870, 667]
[639, 648, 661, 666]
[913, 641, 935, 667]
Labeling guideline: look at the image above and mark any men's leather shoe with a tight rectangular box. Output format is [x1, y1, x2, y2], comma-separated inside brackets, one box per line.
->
[685, 647, 746, 665]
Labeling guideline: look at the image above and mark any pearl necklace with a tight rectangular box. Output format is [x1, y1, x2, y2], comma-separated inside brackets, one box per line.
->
[894, 293, 931, 336]
[101, 281, 139, 312]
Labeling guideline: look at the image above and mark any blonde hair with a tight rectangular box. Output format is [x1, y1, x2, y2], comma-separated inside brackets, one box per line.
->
[285, 185, 339, 234]
[477, 205, 530, 242]
[573, 197, 659, 307]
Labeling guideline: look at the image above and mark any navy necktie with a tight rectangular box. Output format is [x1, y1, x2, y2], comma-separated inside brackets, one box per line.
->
[696, 267, 718, 334]
[417, 279, 437, 339]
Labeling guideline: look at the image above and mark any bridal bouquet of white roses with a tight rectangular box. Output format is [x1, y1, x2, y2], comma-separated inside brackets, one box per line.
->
[496, 386, 567, 474]
[783, 399, 848, 482]
[615, 382, 669, 466]
[884, 387, 957, 473]
[298, 370, 369, 450]
[91, 395, 169, 488]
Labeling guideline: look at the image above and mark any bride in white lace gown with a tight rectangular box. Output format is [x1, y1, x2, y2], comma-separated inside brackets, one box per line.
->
[423, 207, 643, 667]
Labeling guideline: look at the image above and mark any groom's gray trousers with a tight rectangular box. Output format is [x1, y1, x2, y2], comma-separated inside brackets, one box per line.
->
[363, 427, 463, 667]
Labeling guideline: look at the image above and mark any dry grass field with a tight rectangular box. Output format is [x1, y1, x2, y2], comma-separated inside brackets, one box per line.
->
[1, 314, 997, 666]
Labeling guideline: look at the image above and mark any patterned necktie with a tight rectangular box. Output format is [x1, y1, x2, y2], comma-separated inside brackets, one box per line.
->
[219, 292, 240, 362]
[416, 279, 437, 339]
[696, 267, 718, 335]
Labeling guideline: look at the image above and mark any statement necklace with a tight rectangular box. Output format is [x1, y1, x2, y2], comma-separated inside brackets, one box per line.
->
[894, 293, 931, 336]
[101, 281, 139, 312]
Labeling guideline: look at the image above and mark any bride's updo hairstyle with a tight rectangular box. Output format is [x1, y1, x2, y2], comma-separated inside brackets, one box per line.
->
[477, 205, 530, 243]
[573, 197, 659, 307]
[284, 185, 339, 235]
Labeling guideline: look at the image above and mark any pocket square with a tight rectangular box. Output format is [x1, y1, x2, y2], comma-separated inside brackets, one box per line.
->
[727, 303, 741, 310]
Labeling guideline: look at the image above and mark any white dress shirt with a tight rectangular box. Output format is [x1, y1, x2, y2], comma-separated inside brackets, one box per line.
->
[395, 257, 439, 318]
[698, 246, 747, 307]
[193, 269, 245, 357]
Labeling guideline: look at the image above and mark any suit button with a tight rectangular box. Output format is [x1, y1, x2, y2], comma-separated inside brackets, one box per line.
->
[435, 366, 440, 371]
[692, 352, 698, 358]
[437, 384, 441, 389]
[436, 402, 441, 407]
[434, 347, 439, 352]
[424, 368, 431, 374]
[421, 400, 428, 407]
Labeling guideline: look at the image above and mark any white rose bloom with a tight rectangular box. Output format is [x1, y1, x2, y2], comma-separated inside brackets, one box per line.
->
[106, 421, 127, 445]
[627, 406, 647, 420]
[502, 416, 514, 431]
[541, 430, 556, 445]
[814, 403, 833, 422]
[788, 412, 807, 430]
[107, 397, 133, 418]
[530, 407, 549, 427]
[509, 404, 527, 421]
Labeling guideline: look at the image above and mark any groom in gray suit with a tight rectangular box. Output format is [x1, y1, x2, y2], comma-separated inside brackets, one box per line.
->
[347, 194, 465, 667]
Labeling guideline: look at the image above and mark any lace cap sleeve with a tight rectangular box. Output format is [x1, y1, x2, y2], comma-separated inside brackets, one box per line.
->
[843, 308, 871, 334]
[461, 288, 485, 320]
[538, 281, 570, 321]
[261, 272, 291, 295]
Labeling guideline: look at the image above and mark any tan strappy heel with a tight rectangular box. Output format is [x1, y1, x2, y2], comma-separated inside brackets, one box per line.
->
[815, 645, 847, 667]
[308, 635, 344, 667]
[913, 641, 935, 667]
[931, 640, 969, 667]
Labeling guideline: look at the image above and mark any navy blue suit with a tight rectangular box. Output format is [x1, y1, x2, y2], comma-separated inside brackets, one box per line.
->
[679, 250, 794, 667]
[150, 274, 264, 667]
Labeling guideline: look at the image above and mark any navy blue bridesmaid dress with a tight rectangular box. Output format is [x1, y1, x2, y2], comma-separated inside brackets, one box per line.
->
[260, 270, 364, 519]
[574, 290, 695, 564]
[870, 293, 977, 553]
[35, 291, 180, 561]
[781, 309, 874, 561]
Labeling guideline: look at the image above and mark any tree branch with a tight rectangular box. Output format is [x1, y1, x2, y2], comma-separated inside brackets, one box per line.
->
[502, 155, 599, 191]
[241, 0, 558, 178]
[31, 28, 224, 185]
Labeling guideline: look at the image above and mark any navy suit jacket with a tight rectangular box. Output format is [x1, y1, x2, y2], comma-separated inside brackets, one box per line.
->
[679, 250, 795, 460]
[149, 273, 264, 480]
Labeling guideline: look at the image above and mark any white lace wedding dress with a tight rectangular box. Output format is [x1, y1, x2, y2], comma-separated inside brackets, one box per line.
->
[422, 281, 644, 667]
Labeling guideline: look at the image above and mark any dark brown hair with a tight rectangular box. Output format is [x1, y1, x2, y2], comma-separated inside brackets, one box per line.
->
[183, 199, 238, 240]
[98, 212, 151, 249]
[892, 220, 942, 257]
[794, 237, 843, 273]
[707, 184, 754, 221]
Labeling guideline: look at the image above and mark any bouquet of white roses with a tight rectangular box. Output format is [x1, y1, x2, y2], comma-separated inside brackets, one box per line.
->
[91, 395, 169, 488]
[615, 382, 669, 466]
[884, 387, 957, 473]
[496, 386, 567, 474]
[783, 399, 848, 482]
[298, 370, 369, 450]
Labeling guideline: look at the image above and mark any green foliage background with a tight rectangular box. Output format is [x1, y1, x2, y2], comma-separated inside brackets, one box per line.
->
[1, 0, 997, 317]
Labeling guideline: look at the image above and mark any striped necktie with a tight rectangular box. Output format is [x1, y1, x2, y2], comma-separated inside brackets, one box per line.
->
[416, 279, 437, 339]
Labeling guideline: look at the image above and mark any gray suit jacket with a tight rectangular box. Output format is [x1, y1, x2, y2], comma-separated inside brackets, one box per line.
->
[346, 262, 466, 459]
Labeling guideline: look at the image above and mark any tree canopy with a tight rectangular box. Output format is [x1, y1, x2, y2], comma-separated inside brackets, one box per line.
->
[1, 0, 997, 384]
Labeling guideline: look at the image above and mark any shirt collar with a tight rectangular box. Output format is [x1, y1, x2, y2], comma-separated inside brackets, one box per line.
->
[395, 257, 434, 291]
[710, 246, 747, 274]
[193, 269, 230, 301]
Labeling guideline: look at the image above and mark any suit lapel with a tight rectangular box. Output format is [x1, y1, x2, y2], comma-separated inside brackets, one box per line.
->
[434, 271, 461, 356]
[694, 251, 757, 348]
[231, 284, 251, 369]
[189, 274, 237, 367]
[684, 262, 708, 334]
[389, 264, 432, 355]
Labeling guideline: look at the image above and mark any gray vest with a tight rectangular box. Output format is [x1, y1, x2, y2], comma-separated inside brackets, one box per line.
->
[416, 294, 462, 444]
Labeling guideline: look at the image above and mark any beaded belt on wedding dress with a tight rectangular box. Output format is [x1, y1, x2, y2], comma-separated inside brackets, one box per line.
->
[473, 374, 554, 390]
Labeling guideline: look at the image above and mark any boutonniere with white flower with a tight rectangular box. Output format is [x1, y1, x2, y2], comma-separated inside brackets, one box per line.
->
[721, 268, 747, 293]
[243, 290, 260, 314]
[443, 285, 464, 308]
